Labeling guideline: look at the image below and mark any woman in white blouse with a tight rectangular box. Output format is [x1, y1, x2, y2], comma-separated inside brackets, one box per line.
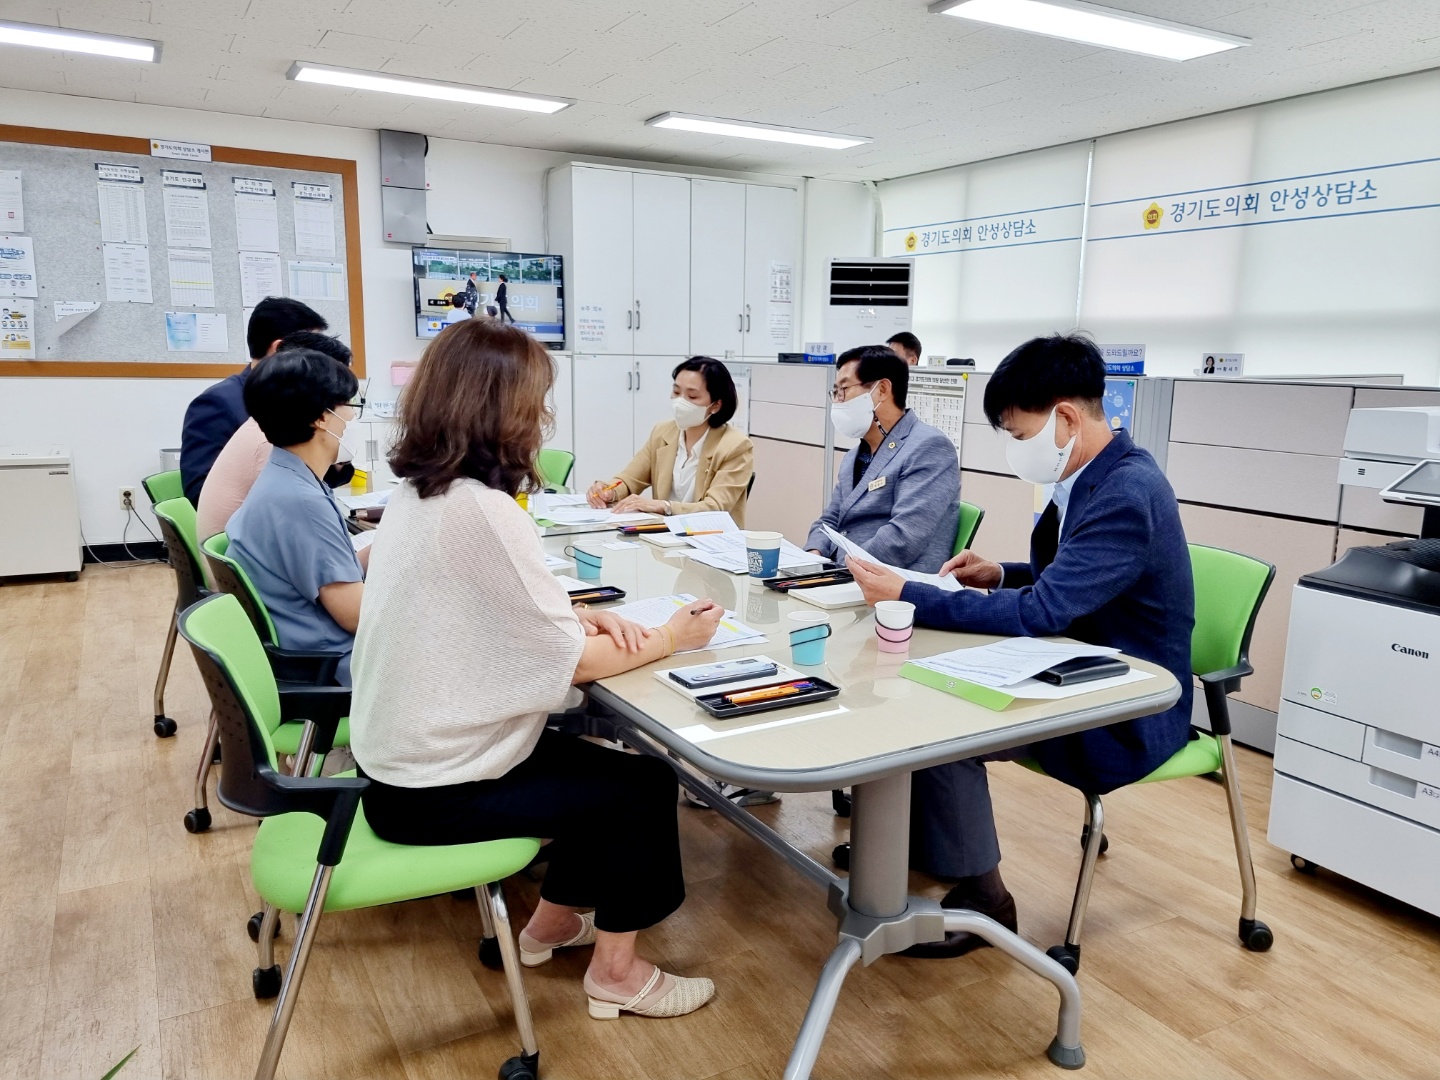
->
[349, 319, 723, 1021]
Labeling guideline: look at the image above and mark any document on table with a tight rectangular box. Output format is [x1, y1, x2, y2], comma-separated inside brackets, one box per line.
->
[909, 637, 1120, 689]
[102, 243, 153, 304]
[604, 593, 767, 652]
[350, 531, 375, 553]
[822, 525, 961, 592]
[162, 176, 212, 248]
[233, 178, 279, 252]
[531, 495, 657, 526]
[238, 251, 282, 308]
[292, 184, 336, 258]
[544, 553, 575, 571]
[337, 489, 392, 511]
[683, 532, 816, 575]
[166, 249, 216, 308]
[666, 511, 740, 536]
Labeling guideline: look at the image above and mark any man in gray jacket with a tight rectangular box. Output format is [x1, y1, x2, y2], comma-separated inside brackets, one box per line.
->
[806, 345, 960, 573]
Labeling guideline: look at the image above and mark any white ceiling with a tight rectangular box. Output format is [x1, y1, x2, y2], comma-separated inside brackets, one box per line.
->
[3, 1, 1439, 180]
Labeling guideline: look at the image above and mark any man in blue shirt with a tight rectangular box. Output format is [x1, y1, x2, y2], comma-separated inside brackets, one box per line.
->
[850, 334, 1194, 959]
[228, 348, 365, 684]
[179, 297, 327, 505]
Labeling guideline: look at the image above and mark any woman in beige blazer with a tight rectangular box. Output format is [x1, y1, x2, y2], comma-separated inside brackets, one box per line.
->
[587, 357, 754, 526]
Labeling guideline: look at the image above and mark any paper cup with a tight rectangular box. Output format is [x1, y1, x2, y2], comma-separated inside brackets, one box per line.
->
[874, 600, 915, 653]
[743, 530, 784, 578]
[788, 610, 832, 666]
[566, 545, 603, 581]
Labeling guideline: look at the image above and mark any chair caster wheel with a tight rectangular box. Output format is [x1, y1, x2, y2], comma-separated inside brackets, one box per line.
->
[499, 1050, 539, 1080]
[183, 808, 211, 834]
[1080, 824, 1109, 855]
[1046, 944, 1080, 974]
[1239, 917, 1273, 952]
[247, 911, 281, 943]
[252, 965, 281, 999]
[831, 789, 852, 818]
[831, 843, 850, 872]
[1290, 854, 1318, 875]
[478, 935, 504, 971]
[154, 715, 177, 738]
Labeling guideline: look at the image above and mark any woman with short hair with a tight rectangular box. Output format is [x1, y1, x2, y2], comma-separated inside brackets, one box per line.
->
[586, 356, 754, 525]
[349, 319, 722, 1021]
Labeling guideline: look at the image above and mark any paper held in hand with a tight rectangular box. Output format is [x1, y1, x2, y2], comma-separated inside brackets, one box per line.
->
[822, 525, 961, 592]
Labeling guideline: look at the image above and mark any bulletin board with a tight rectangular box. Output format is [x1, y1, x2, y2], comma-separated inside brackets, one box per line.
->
[0, 124, 365, 378]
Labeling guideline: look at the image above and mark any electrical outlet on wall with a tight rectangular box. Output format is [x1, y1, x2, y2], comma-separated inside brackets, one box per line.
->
[119, 486, 137, 510]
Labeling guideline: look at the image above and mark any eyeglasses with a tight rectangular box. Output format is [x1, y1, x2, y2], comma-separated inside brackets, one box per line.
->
[346, 394, 365, 420]
[831, 382, 870, 404]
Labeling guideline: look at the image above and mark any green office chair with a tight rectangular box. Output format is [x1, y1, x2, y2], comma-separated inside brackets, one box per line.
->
[954, 500, 985, 554]
[142, 469, 184, 507]
[830, 501, 987, 820]
[536, 448, 575, 492]
[189, 532, 349, 836]
[151, 498, 211, 739]
[177, 594, 543, 1080]
[1030, 543, 1276, 973]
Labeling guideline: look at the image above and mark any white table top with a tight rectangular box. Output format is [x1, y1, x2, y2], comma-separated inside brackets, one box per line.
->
[546, 534, 1182, 792]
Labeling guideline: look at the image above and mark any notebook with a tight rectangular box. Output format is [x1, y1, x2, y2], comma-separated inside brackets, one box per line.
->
[789, 582, 867, 609]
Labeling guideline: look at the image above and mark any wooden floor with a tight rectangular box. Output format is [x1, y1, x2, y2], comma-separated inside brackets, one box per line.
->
[4, 563, 1440, 1080]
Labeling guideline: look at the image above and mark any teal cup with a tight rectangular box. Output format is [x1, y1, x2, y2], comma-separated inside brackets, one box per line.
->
[566, 545, 602, 581]
[788, 611, 832, 666]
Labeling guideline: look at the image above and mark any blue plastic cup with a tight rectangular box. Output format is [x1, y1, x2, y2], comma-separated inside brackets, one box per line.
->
[566, 545, 603, 581]
[788, 611, 832, 666]
[744, 530, 783, 578]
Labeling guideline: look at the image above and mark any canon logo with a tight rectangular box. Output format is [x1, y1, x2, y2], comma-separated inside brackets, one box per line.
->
[1392, 643, 1430, 659]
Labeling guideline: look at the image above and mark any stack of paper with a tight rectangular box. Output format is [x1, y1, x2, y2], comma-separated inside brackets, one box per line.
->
[901, 638, 1150, 709]
[604, 593, 767, 652]
[337, 489, 392, 512]
[823, 525, 961, 592]
[682, 532, 818, 575]
[531, 492, 657, 526]
[666, 511, 740, 536]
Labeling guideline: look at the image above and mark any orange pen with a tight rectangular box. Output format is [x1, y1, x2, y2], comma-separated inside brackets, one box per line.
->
[725, 681, 815, 705]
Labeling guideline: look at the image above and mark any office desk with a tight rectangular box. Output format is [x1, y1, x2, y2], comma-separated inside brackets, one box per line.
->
[545, 536, 1181, 1078]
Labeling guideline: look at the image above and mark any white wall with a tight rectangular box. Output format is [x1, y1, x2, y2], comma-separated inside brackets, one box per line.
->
[800, 179, 878, 346]
[879, 68, 1440, 383]
[0, 86, 867, 544]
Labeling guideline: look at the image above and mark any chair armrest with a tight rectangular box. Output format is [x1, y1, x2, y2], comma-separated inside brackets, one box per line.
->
[1199, 663, 1253, 696]
[262, 766, 367, 866]
[279, 686, 351, 755]
[265, 645, 343, 686]
[1197, 663, 1252, 736]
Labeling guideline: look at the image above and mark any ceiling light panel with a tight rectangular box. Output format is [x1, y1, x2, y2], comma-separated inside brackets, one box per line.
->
[0, 19, 160, 62]
[287, 63, 572, 114]
[930, 0, 1250, 61]
[646, 113, 871, 150]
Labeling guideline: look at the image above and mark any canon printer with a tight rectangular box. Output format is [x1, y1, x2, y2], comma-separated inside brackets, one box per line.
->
[1269, 407, 1440, 917]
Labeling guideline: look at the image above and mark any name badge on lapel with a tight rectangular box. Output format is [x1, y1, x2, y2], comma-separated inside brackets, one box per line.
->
[868, 476, 887, 493]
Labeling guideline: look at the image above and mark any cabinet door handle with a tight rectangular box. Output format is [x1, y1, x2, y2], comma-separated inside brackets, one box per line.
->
[627, 370, 633, 391]
[737, 313, 744, 332]
[635, 366, 641, 391]
[627, 309, 633, 330]
[745, 304, 751, 332]
[634, 300, 641, 330]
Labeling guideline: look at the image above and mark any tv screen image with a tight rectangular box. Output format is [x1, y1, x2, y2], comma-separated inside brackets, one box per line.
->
[413, 247, 564, 346]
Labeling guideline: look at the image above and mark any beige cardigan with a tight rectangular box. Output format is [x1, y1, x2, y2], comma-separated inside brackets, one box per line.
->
[612, 420, 754, 527]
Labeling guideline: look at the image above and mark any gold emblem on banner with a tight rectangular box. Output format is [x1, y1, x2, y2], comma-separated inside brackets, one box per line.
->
[905, 231, 918, 252]
[1142, 202, 1163, 230]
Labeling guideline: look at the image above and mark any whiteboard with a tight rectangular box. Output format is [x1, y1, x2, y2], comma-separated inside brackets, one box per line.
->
[0, 127, 361, 375]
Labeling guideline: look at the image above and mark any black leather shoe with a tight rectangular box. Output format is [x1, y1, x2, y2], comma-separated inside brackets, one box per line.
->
[832, 843, 850, 871]
[901, 890, 1018, 959]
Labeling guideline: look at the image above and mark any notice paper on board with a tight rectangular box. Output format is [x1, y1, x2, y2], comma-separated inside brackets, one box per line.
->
[0, 171, 23, 231]
[0, 234, 37, 297]
[288, 261, 345, 301]
[165, 311, 228, 352]
[233, 178, 279, 252]
[293, 183, 336, 258]
[238, 251, 281, 308]
[54, 300, 101, 337]
[162, 172, 212, 249]
[167, 249, 216, 308]
[1, 298, 35, 358]
[103, 243, 153, 304]
[96, 163, 148, 245]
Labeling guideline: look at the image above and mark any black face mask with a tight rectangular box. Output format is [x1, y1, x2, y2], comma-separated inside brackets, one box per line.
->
[323, 461, 355, 489]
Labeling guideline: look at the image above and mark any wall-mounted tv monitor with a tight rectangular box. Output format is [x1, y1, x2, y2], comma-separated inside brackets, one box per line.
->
[412, 247, 564, 347]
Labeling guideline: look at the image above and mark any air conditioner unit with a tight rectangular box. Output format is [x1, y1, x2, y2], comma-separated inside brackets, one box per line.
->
[822, 257, 914, 356]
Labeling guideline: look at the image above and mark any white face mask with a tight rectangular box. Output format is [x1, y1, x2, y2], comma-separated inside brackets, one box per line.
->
[830, 387, 878, 440]
[1003, 407, 1076, 486]
[321, 409, 358, 464]
[672, 395, 711, 431]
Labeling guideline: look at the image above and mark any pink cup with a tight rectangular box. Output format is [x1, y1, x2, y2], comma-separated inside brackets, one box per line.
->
[875, 622, 914, 653]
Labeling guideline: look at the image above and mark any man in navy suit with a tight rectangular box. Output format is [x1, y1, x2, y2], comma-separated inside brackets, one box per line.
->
[180, 298, 327, 505]
[850, 333, 1194, 959]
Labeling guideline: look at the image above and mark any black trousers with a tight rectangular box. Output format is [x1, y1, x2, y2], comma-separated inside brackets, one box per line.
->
[360, 730, 684, 933]
[497, 299, 514, 323]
